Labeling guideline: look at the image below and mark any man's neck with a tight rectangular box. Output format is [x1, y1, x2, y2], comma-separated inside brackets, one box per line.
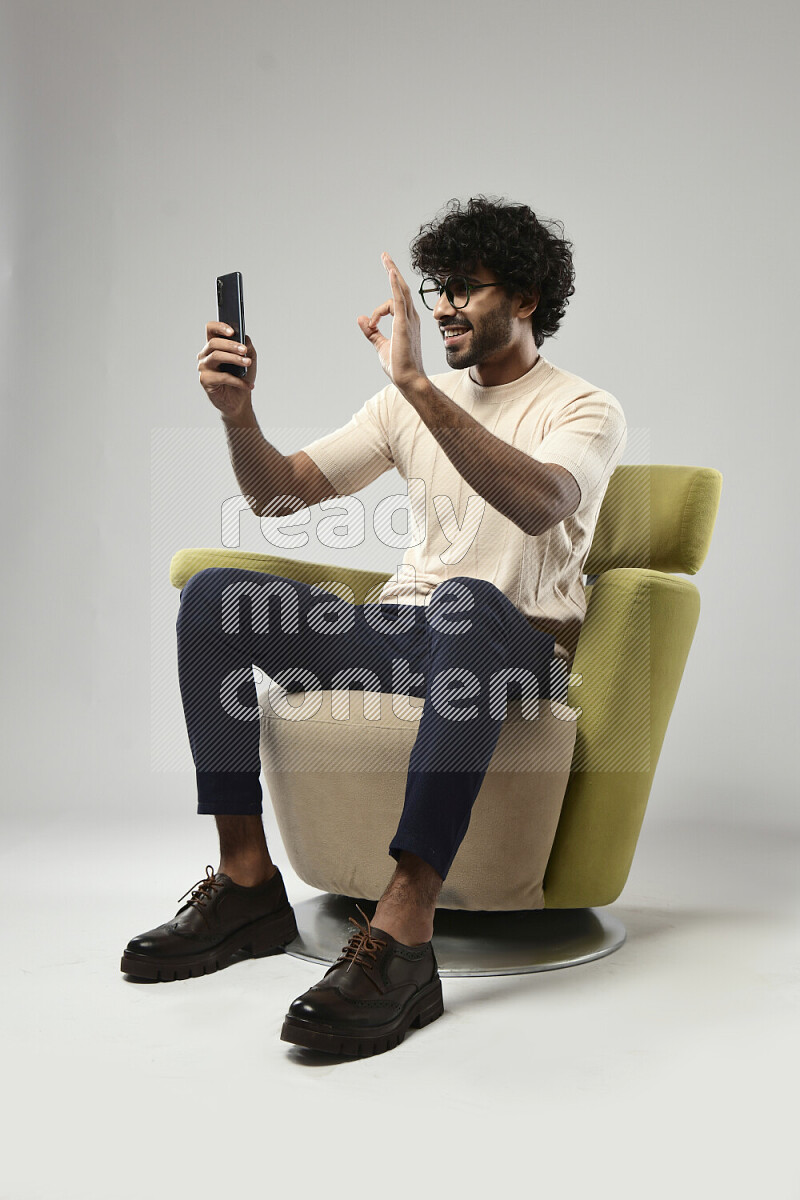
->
[469, 348, 540, 388]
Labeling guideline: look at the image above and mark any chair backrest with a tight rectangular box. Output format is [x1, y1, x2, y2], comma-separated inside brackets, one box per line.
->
[543, 464, 723, 908]
[585, 464, 722, 577]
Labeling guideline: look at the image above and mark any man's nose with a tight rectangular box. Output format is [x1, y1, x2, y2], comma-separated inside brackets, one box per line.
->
[433, 290, 457, 320]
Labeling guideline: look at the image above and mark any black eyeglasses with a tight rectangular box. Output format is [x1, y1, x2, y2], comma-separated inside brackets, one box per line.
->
[418, 275, 504, 311]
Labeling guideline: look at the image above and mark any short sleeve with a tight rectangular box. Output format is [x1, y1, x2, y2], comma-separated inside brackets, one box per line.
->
[299, 385, 396, 495]
[530, 391, 628, 504]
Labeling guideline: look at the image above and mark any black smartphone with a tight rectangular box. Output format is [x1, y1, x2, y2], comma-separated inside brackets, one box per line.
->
[216, 271, 246, 376]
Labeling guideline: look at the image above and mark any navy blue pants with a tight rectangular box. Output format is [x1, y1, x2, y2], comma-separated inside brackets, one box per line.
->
[176, 567, 557, 881]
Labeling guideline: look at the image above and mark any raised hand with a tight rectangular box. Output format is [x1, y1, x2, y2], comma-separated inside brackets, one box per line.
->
[357, 252, 426, 393]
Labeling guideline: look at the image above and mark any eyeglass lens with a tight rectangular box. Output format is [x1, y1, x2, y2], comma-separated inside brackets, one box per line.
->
[420, 276, 470, 310]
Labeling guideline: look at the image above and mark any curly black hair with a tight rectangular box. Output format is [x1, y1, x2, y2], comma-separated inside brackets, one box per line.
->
[409, 195, 576, 349]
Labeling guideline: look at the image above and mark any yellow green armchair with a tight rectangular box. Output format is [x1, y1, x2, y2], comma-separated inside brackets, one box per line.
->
[170, 464, 722, 975]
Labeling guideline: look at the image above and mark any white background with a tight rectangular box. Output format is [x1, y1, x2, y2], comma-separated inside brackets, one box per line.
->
[2, 0, 798, 825]
[1, 2, 798, 1197]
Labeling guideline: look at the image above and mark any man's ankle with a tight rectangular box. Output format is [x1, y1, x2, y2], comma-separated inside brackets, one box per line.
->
[371, 902, 434, 946]
[214, 813, 275, 887]
[219, 859, 277, 888]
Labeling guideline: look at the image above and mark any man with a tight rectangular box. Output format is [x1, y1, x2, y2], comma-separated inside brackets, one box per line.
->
[121, 196, 627, 1058]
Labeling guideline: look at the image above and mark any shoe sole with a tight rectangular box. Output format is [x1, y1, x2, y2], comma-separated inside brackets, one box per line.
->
[279, 975, 444, 1057]
[120, 905, 298, 982]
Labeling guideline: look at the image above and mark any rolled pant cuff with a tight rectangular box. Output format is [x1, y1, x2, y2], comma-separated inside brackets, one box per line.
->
[196, 769, 263, 816]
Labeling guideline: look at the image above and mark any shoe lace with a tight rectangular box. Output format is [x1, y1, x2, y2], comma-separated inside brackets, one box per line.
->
[177, 865, 225, 925]
[334, 904, 388, 974]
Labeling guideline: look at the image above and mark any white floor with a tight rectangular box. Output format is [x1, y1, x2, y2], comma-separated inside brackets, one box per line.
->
[2, 807, 798, 1200]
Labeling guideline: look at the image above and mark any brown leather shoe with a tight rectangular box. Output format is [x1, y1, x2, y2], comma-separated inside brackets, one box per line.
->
[120, 864, 297, 981]
[280, 905, 444, 1056]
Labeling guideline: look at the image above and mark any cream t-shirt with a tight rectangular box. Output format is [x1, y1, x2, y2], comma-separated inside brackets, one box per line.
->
[300, 352, 627, 667]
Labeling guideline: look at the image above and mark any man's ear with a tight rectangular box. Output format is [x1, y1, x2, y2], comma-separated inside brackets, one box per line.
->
[516, 289, 540, 319]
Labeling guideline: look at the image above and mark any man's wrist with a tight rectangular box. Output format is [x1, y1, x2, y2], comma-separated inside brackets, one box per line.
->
[221, 404, 259, 430]
[398, 373, 431, 406]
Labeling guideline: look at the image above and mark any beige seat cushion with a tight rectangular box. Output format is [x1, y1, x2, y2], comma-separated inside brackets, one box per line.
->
[258, 686, 578, 911]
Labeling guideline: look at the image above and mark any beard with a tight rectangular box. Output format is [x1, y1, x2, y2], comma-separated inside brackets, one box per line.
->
[443, 301, 516, 369]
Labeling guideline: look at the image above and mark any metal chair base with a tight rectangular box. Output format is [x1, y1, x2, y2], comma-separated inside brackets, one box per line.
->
[284, 892, 627, 978]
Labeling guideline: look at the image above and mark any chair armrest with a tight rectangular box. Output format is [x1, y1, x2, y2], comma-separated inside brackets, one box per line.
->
[544, 566, 701, 907]
[169, 548, 393, 605]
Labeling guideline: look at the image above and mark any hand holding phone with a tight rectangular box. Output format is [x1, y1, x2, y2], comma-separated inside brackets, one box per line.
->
[197, 271, 257, 420]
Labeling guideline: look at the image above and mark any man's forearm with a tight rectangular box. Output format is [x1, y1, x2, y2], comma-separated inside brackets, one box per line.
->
[403, 378, 563, 536]
[221, 405, 298, 518]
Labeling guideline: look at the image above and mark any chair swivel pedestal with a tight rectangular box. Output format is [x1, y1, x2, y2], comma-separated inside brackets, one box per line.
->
[283, 893, 627, 979]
